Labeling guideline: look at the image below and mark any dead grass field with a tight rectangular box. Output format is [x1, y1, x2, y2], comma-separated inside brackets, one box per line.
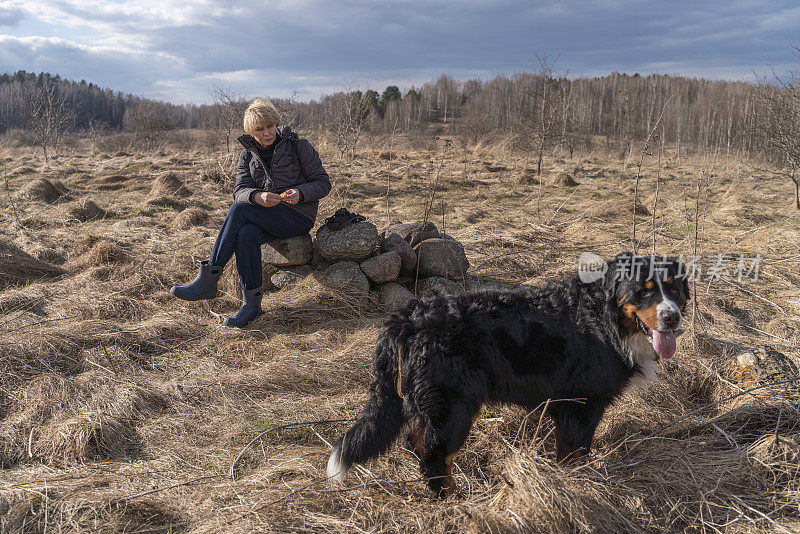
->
[1, 136, 799, 533]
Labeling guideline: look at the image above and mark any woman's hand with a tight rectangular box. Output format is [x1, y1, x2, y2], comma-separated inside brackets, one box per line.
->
[254, 191, 282, 207]
[280, 188, 301, 205]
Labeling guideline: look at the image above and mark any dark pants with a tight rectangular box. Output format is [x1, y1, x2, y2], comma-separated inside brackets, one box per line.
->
[209, 201, 313, 290]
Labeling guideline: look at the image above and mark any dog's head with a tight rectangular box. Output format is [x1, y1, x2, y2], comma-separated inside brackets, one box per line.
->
[606, 253, 690, 360]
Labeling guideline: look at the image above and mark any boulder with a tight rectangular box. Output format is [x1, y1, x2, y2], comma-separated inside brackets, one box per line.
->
[359, 251, 401, 283]
[316, 221, 378, 262]
[319, 261, 370, 295]
[416, 276, 466, 295]
[262, 234, 313, 266]
[415, 237, 469, 280]
[309, 247, 326, 267]
[733, 345, 800, 388]
[382, 220, 440, 247]
[380, 232, 416, 273]
[378, 282, 415, 311]
[271, 264, 313, 289]
[261, 263, 279, 290]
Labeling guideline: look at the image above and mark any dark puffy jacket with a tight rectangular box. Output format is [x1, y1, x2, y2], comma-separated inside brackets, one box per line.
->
[233, 126, 331, 222]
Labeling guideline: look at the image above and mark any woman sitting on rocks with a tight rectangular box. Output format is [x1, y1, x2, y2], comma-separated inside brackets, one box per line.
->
[171, 98, 331, 327]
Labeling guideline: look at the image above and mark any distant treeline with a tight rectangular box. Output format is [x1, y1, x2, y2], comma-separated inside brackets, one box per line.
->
[0, 70, 209, 132]
[0, 69, 766, 156]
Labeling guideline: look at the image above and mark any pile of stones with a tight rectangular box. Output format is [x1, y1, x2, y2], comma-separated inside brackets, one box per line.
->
[261, 219, 470, 311]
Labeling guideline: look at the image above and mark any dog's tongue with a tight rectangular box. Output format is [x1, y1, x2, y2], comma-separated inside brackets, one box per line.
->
[651, 330, 677, 359]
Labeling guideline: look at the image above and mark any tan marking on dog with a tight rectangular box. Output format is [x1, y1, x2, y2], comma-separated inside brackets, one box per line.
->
[645, 280, 655, 290]
[618, 293, 630, 305]
[619, 303, 639, 337]
[405, 419, 425, 456]
[443, 452, 457, 495]
[442, 414, 479, 496]
[634, 302, 659, 330]
[396, 348, 405, 399]
[666, 276, 673, 285]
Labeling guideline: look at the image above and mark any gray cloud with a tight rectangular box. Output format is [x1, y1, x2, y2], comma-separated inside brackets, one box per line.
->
[0, 2, 23, 27]
[0, 36, 185, 91]
[3, 0, 799, 103]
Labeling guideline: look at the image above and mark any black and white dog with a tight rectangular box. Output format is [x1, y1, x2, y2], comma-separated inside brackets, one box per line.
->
[328, 253, 689, 497]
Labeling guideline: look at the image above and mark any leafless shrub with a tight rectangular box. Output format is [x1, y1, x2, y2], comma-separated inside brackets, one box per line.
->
[209, 85, 249, 153]
[123, 100, 174, 152]
[752, 44, 800, 209]
[196, 151, 237, 188]
[15, 82, 73, 162]
[86, 118, 111, 149]
[322, 85, 374, 159]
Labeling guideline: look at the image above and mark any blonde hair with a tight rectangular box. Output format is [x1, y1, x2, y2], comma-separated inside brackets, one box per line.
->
[243, 98, 281, 134]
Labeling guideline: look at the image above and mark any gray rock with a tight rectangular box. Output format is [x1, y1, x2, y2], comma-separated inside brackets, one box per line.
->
[271, 265, 313, 289]
[315, 221, 378, 262]
[396, 272, 414, 289]
[262, 234, 313, 266]
[378, 282, 415, 311]
[319, 261, 370, 295]
[359, 251, 401, 283]
[415, 237, 469, 280]
[416, 276, 466, 295]
[735, 345, 799, 384]
[383, 220, 441, 247]
[262, 263, 279, 290]
[380, 232, 416, 273]
[309, 247, 326, 267]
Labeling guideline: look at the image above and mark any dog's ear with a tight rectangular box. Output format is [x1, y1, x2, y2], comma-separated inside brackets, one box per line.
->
[602, 256, 621, 303]
[681, 275, 690, 301]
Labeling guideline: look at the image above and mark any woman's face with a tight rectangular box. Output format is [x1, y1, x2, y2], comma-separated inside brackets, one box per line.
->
[252, 123, 277, 147]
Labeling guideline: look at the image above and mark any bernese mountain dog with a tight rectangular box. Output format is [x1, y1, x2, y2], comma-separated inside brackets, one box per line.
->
[327, 253, 689, 497]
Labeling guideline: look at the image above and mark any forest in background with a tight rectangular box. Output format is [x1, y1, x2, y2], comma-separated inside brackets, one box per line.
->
[0, 68, 769, 157]
[2, 59, 799, 207]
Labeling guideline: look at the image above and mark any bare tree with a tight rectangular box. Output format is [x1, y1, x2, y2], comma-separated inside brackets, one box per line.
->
[17, 83, 72, 162]
[123, 100, 174, 152]
[514, 53, 564, 175]
[752, 46, 800, 209]
[209, 85, 249, 153]
[323, 85, 373, 159]
[86, 118, 110, 152]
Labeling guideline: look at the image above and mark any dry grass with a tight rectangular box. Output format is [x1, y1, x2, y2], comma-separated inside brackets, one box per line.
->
[0, 239, 64, 290]
[549, 171, 579, 187]
[65, 198, 111, 222]
[150, 171, 192, 198]
[172, 206, 211, 229]
[0, 138, 798, 532]
[15, 177, 71, 203]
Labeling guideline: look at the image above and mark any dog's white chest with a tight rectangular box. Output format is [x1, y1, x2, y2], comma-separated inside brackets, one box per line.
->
[624, 333, 659, 390]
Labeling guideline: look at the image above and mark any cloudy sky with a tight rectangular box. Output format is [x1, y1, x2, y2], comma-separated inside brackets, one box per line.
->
[0, 0, 798, 104]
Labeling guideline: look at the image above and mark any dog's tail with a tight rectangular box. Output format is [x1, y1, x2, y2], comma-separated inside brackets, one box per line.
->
[327, 333, 405, 483]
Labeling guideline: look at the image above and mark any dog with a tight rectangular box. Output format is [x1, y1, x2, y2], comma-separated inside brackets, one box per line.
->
[327, 253, 689, 497]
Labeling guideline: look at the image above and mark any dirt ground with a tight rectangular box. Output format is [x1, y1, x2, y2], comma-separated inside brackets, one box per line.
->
[1, 136, 799, 533]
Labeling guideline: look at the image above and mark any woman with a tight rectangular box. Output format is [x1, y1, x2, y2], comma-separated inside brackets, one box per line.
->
[171, 98, 331, 327]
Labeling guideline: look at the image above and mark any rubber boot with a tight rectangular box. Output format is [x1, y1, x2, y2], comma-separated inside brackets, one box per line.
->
[223, 287, 263, 328]
[170, 260, 223, 301]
